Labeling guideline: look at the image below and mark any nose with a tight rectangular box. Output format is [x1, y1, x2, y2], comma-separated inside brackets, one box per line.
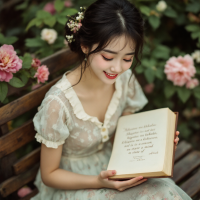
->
[111, 60, 122, 74]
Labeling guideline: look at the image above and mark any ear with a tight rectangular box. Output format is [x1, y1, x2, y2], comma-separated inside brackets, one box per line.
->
[80, 44, 88, 54]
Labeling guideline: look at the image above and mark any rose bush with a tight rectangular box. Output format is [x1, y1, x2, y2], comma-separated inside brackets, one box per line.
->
[0, 0, 200, 141]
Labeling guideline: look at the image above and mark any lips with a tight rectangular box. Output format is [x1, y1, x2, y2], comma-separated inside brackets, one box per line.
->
[103, 71, 118, 79]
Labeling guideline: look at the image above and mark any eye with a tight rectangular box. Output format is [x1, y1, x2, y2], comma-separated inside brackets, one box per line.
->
[102, 55, 113, 61]
[124, 59, 132, 62]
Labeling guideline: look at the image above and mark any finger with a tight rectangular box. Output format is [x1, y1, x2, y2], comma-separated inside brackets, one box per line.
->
[119, 179, 147, 191]
[116, 176, 144, 188]
[176, 131, 180, 135]
[101, 170, 116, 179]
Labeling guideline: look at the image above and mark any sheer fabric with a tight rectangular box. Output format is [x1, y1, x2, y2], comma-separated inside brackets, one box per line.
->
[30, 69, 191, 200]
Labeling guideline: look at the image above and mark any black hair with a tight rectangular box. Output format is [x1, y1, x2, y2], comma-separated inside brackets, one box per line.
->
[64, 0, 144, 88]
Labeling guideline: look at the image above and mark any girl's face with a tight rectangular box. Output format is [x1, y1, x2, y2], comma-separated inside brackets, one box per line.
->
[87, 35, 136, 85]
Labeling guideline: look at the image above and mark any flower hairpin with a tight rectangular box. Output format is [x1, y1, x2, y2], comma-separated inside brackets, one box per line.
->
[65, 7, 86, 43]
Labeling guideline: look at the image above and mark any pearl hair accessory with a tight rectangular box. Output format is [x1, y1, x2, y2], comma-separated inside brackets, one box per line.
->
[65, 7, 86, 43]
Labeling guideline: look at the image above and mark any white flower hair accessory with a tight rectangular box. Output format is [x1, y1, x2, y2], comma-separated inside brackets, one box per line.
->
[65, 7, 86, 43]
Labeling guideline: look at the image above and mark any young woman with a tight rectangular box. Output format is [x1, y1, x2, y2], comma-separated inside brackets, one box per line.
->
[31, 0, 191, 199]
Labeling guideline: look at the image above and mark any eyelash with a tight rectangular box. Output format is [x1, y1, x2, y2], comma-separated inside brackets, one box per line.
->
[102, 56, 132, 62]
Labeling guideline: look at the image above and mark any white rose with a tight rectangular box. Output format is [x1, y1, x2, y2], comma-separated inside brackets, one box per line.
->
[41, 28, 57, 44]
[192, 50, 200, 63]
[156, 1, 167, 12]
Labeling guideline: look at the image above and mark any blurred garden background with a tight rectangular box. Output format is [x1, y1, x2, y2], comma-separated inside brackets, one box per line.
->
[0, 0, 200, 162]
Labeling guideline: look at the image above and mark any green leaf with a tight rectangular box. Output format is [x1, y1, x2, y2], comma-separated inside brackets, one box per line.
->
[20, 70, 31, 78]
[148, 15, 160, 30]
[140, 6, 151, 16]
[57, 16, 67, 25]
[26, 18, 40, 31]
[0, 82, 8, 103]
[54, 0, 64, 12]
[21, 53, 32, 69]
[164, 7, 177, 18]
[9, 77, 25, 88]
[191, 31, 200, 39]
[61, 8, 78, 16]
[196, 68, 200, 75]
[44, 16, 56, 27]
[177, 87, 191, 103]
[144, 68, 155, 83]
[35, 19, 43, 27]
[186, 1, 200, 13]
[19, 73, 29, 85]
[30, 68, 37, 78]
[15, 1, 28, 10]
[0, 33, 18, 45]
[193, 87, 200, 99]
[164, 83, 176, 98]
[36, 10, 52, 19]
[152, 45, 170, 59]
[155, 68, 164, 80]
[141, 58, 151, 68]
[177, 123, 192, 139]
[185, 24, 200, 32]
[25, 38, 44, 47]
[135, 67, 144, 74]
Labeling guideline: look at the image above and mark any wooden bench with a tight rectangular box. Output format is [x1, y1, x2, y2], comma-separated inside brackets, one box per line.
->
[0, 49, 200, 200]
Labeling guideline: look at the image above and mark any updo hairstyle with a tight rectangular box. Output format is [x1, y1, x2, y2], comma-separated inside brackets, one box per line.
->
[64, 0, 144, 87]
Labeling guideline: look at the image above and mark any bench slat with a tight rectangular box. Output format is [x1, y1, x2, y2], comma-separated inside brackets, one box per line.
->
[0, 163, 39, 197]
[13, 147, 40, 175]
[0, 120, 35, 159]
[0, 77, 60, 126]
[174, 140, 192, 163]
[173, 151, 200, 183]
[180, 169, 200, 198]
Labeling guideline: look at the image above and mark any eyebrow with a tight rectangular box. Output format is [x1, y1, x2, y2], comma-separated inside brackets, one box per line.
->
[103, 49, 135, 55]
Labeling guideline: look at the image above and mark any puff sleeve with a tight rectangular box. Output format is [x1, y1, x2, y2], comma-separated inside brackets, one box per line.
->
[123, 69, 148, 114]
[33, 95, 70, 149]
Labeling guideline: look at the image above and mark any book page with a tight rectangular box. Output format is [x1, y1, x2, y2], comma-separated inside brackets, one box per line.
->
[107, 108, 169, 175]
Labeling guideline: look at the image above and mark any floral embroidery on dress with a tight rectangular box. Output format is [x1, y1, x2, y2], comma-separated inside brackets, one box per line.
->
[30, 70, 191, 200]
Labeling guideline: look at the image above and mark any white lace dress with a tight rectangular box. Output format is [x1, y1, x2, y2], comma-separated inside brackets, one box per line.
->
[30, 69, 192, 200]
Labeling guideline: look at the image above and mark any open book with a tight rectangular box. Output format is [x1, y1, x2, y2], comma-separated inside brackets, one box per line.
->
[107, 108, 178, 180]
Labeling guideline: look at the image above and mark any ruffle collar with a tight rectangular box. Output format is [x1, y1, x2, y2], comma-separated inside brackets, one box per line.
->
[56, 71, 122, 128]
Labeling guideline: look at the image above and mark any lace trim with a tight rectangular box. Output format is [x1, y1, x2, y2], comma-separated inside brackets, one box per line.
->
[55, 71, 122, 128]
[35, 133, 65, 149]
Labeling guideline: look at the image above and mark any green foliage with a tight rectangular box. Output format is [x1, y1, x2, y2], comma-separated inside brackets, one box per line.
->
[8, 77, 25, 88]
[0, 82, 8, 103]
[0, 33, 18, 45]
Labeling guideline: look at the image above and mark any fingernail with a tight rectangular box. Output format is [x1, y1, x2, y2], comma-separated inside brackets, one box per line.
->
[112, 170, 116, 174]
[139, 176, 143, 179]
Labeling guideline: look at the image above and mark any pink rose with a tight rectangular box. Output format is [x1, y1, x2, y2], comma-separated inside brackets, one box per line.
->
[64, 0, 73, 7]
[144, 83, 154, 94]
[43, 2, 56, 15]
[0, 44, 22, 82]
[186, 78, 199, 89]
[31, 58, 41, 70]
[164, 55, 196, 86]
[17, 187, 32, 198]
[34, 65, 50, 84]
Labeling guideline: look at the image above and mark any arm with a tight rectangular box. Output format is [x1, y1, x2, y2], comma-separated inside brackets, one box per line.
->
[40, 143, 100, 190]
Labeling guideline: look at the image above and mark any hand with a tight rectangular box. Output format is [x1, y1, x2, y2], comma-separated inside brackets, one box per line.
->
[97, 170, 147, 191]
[174, 131, 180, 151]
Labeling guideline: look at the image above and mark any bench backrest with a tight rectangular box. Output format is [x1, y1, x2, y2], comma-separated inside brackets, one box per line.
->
[0, 48, 79, 199]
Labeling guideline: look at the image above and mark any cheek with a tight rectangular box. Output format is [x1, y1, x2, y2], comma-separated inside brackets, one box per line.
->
[91, 55, 107, 70]
[123, 62, 132, 71]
